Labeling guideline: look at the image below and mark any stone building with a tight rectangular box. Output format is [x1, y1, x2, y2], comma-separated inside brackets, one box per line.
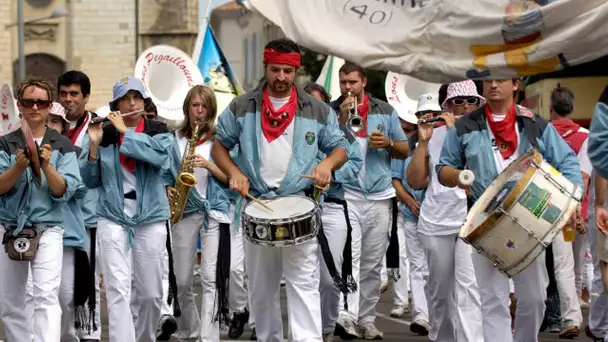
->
[1, 0, 199, 110]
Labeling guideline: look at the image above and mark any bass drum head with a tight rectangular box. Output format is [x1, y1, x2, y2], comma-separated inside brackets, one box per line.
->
[460, 149, 540, 240]
[243, 195, 316, 221]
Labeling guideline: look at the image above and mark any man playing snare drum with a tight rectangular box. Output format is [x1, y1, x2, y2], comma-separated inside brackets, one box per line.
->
[437, 78, 583, 342]
[211, 38, 349, 342]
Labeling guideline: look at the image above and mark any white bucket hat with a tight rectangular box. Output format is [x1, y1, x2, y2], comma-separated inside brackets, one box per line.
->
[50, 102, 69, 123]
[416, 93, 441, 113]
[441, 80, 486, 110]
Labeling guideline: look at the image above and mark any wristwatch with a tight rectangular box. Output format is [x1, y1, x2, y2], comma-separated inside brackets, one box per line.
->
[388, 139, 394, 149]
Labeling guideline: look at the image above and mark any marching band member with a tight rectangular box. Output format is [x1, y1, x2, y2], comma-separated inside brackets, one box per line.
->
[331, 63, 409, 340]
[406, 84, 484, 342]
[0, 77, 84, 342]
[57, 70, 102, 341]
[305, 82, 364, 342]
[211, 38, 349, 342]
[437, 78, 583, 342]
[46, 102, 95, 342]
[589, 85, 608, 179]
[162, 84, 231, 342]
[391, 108, 430, 335]
[80, 76, 173, 341]
[547, 86, 589, 337]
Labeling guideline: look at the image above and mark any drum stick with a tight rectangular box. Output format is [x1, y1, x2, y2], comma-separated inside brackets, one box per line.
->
[298, 174, 315, 180]
[246, 193, 274, 212]
[459, 170, 475, 187]
[91, 109, 144, 124]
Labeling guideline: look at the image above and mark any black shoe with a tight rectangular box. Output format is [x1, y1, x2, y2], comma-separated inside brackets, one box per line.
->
[228, 309, 250, 339]
[156, 315, 178, 341]
[250, 328, 257, 340]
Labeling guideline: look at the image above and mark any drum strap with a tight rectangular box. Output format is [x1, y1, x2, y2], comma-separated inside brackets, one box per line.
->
[324, 197, 357, 296]
[214, 222, 231, 326]
[386, 197, 400, 281]
[165, 221, 181, 318]
[520, 116, 540, 150]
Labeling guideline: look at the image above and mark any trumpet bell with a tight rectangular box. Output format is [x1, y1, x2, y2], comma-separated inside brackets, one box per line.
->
[178, 172, 198, 187]
[348, 117, 364, 133]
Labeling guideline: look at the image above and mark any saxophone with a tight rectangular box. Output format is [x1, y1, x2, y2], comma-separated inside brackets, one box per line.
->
[170, 121, 200, 224]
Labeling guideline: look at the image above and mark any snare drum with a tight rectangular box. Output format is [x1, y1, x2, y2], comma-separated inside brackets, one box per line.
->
[460, 150, 583, 278]
[242, 195, 321, 247]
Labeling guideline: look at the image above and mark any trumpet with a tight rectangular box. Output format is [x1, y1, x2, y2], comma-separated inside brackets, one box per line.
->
[346, 91, 364, 133]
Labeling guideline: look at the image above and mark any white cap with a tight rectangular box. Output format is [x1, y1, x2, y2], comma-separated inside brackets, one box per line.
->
[396, 105, 418, 125]
[50, 102, 69, 123]
[416, 93, 441, 113]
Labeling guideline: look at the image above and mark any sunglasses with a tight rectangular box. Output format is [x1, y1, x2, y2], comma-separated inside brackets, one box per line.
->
[20, 98, 52, 109]
[451, 97, 479, 106]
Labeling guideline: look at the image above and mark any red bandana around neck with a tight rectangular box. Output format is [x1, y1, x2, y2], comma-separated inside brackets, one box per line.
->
[66, 112, 90, 144]
[485, 103, 518, 159]
[119, 118, 145, 173]
[261, 87, 298, 142]
[354, 94, 370, 137]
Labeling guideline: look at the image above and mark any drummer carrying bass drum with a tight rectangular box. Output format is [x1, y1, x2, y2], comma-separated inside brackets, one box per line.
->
[437, 78, 584, 342]
[211, 38, 349, 342]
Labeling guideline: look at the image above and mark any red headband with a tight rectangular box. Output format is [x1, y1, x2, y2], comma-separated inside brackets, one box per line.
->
[263, 49, 301, 68]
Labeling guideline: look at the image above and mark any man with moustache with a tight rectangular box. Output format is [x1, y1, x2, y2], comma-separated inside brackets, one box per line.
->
[437, 78, 582, 341]
[212, 38, 349, 342]
[330, 62, 409, 340]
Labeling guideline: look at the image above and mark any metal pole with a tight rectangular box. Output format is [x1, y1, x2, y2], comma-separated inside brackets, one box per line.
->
[17, 0, 25, 82]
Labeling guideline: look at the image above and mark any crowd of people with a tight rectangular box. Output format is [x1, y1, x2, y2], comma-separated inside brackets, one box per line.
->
[0, 36, 607, 342]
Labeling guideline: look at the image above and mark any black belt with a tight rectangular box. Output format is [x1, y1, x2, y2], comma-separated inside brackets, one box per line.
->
[124, 191, 137, 200]
[324, 197, 346, 206]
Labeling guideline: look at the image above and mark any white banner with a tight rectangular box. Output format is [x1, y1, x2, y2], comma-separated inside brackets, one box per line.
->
[247, 0, 608, 83]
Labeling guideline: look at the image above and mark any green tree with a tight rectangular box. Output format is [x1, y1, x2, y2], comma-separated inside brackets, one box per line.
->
[300, 47, 387, 101]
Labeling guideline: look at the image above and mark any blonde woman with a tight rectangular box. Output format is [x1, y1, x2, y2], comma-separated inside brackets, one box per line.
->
[163, 85, 231, 342]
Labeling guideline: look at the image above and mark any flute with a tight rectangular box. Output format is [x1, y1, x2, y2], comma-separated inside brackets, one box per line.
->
[418, 117, 444, 124]
[91, 109, 144, 124]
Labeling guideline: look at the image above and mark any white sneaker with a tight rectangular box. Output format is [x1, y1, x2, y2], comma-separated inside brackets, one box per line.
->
[357, 321, 383, 340]
[335, 313, 360, 340]
[323, 333, 333, 342]
[380, 280, 388, 294]
[390, 304, 409, 317]
[409, 318, 430, 336]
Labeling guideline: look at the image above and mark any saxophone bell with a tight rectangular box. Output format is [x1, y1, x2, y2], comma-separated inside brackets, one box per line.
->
[346, 91, 364, 133]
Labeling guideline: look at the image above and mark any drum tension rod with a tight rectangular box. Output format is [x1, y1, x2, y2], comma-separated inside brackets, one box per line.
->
[498, 207, 547, 247]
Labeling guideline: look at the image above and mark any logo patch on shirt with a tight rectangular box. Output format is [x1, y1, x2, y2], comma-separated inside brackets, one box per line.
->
[305, 131, 315, 145]
[377, 124, 384, 133]
[517, 106, 534, 118]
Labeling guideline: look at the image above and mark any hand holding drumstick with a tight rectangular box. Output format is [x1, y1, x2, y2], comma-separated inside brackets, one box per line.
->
[226, 171, 273, 212]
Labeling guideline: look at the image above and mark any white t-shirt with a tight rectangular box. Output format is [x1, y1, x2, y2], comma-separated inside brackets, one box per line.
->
[260, 96, 294, 189]
[576, 129, 592, 177]
[176, 133, 230, 223]
[417, 125, 468, 236]
[122, 127, 137, 218]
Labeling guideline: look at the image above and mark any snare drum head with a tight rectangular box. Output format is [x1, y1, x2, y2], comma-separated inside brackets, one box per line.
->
[244, 195, 316, 220]
[461, 150, 540, 239]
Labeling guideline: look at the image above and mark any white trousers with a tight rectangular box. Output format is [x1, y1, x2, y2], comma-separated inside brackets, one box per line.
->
[172, 212, 220, 342]
[419, 233, 483, 342]
[392, 216, 410, 307]
[339, 198, 391, 324]
[80, 229, 102, 340]
[551, 230, 583, 326]
[245, 237, 321, 342]
[588, 207, 608, 338]
[59, 248, 79, 342]
[159, 250, 172, 317]
[228, 204, 248, 314]
[402, 218, 429, 321]
[0, 226, 63, 342]
[319, 202, 348, 334]
[98, 218, 166, 342]
[243, 234, 256, 329]
[472, 249, 548, 342]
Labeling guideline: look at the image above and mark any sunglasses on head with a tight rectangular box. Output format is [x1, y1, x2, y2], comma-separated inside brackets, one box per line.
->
[451, 97, 479, 106]
[20, 98, 52, 109]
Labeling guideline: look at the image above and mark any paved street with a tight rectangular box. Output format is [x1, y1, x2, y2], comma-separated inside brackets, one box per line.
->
[0, 280, 589, 341]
